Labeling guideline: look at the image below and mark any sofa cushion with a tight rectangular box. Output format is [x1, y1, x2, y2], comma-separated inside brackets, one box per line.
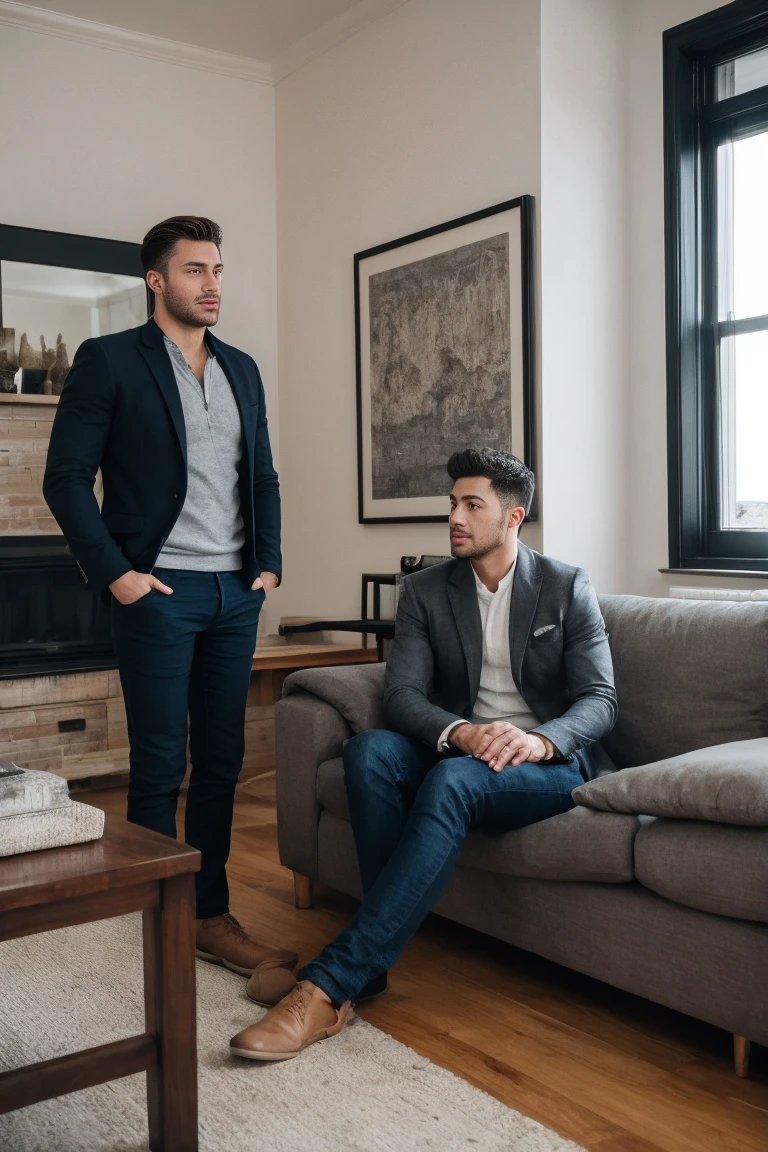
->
[316, 757, 639, 882]
[284, 663, 386, 733]
[634, 819, 768, 923]
[572, 737, 768, 825]
[459, 806, 640, 883]
[598, 595, 768, 768]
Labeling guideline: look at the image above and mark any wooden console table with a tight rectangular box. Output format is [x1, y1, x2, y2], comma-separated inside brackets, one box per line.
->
[0, 817, 201, 1152]
[250, 641, 379, 705]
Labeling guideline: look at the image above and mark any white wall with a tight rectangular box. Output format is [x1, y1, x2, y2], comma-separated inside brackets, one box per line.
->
[274, 0, 542, 623]
[0, 20, 279, 623]
[540, 0, 630, 591]
[627, 0, 768, 595]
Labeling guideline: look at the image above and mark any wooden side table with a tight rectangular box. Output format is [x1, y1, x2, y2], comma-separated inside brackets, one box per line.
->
[250, 640, 381, 705]
[0, 816, 201, 1152]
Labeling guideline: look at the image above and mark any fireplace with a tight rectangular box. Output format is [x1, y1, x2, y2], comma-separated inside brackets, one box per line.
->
[0, 537, 115, 679]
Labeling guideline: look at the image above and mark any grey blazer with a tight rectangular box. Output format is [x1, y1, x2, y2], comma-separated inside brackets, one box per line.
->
[383, 542, 617, 773]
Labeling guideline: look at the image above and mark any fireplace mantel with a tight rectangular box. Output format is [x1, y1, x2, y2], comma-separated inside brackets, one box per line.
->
[0, 394, 59, 406]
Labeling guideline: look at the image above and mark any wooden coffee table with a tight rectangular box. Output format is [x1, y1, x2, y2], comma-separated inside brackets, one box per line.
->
[0, 815, 201, 1152]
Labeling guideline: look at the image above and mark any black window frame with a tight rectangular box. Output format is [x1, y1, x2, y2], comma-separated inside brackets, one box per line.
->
[665, 0, 768, 573]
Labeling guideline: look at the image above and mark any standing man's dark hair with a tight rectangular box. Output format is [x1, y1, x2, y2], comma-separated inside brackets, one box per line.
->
[44, 214, 298, 999]
[447, 447, 535, 514]
[141, 216, 223, 279]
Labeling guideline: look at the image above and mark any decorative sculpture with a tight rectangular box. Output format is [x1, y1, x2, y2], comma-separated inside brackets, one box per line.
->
[17, 333, 41, 370]
[49, 334, 70, 396]
[0, 328, 19, 393]
[4, 330, 72, 396]
[41, 336, 56, 371]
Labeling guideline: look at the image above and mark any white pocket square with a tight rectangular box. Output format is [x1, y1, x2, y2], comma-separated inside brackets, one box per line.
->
[533, 624, 556, 637]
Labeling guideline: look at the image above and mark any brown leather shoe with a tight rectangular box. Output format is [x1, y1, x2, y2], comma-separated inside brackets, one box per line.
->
[230, 980, 351, 1062]
[245, 962, 298, 1007]
[195, 913, 298, 977]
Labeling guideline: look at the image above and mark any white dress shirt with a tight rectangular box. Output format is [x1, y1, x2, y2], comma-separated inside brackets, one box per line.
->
[437, 561, 540, 751]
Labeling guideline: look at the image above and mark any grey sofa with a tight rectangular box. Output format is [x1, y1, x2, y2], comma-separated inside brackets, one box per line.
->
[275, 594, 768, 1076]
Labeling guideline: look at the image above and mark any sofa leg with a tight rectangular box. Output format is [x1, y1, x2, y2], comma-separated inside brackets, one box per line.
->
[293, 872, 313, 909]
[734, 1034, 751, 1078]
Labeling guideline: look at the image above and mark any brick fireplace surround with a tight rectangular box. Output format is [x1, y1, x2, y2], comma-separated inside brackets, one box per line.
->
[0, 396, 59, 534]
[0, 394, 127, 787]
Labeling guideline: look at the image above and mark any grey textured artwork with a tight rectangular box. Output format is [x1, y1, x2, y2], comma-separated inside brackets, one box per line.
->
[369, 232, 512, 500]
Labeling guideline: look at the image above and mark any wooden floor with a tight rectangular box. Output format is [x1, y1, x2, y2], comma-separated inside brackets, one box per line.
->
[89, 778, 768, 1152]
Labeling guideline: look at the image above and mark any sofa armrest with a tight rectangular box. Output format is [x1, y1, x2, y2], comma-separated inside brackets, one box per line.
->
[275, 690, 353, 878]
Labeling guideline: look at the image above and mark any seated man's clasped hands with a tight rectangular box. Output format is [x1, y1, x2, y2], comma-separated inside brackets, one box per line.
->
[230, 447, 617, 1062]
[450, 719, 554, 771]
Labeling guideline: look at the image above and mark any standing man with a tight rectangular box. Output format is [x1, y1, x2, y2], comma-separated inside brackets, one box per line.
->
[44, 216, 297, 997]
[230, 448, 617, 1060]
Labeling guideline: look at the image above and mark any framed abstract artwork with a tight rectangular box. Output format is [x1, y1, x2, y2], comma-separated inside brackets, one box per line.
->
[354, 195, 536, 524]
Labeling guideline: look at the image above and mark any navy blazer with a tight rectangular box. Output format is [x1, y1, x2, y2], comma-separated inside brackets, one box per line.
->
[43, 318, 281, 594]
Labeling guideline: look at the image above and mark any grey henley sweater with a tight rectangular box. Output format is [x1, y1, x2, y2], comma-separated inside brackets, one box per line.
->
[157, 336, 245, 571]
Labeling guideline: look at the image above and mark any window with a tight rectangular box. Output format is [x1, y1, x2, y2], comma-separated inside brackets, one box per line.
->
[665, 1, 768, 571]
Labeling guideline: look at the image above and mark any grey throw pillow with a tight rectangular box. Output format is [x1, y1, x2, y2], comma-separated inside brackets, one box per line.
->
[572, 738, 768, 825]
[282, 662, 386, 733]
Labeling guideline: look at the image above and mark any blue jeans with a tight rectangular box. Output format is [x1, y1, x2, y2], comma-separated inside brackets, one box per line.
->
[111, 568, 264, 918]
[300, 730, 588, 1004]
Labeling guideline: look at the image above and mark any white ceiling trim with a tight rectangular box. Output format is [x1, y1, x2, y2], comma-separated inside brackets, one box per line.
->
[272, 0, 411, 84]
[0, 0, 274, 85]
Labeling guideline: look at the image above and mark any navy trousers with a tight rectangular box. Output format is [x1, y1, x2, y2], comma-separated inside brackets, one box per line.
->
[111, 567, 264, 918]
[301, 730, 589, 1004]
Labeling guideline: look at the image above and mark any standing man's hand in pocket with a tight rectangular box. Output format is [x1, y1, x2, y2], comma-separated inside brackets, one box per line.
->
[251, 571, 278, 594]
[109, 571, 174, 605]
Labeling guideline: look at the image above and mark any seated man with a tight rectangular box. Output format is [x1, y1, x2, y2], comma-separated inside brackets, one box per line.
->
[230, 447, 617, 1061]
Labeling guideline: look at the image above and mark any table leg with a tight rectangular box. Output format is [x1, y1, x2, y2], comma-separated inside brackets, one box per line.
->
[361, 575, 369, 649]
[143, 873, 198, 1152]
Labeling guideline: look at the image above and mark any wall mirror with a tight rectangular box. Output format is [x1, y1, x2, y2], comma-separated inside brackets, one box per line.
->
[0, 224, 148, 396]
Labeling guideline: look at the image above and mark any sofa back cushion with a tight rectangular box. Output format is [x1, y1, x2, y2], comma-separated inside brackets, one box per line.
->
[598, 595, 768, 768]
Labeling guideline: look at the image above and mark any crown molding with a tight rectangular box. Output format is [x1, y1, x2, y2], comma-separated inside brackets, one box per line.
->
[0, 0, 273, 85]
[272, 0, 411, 84]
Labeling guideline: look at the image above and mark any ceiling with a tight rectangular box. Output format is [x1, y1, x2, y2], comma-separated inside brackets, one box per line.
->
[17, 0, 363, 61]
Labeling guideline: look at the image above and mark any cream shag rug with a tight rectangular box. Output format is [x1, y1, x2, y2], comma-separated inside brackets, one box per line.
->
[0, 915, 583, 1152]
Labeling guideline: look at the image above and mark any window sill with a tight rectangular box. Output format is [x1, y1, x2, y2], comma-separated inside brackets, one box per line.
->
[660, 567, 768, 578]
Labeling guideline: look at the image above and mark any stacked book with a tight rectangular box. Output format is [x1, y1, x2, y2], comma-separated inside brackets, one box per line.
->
[0, 760, 104, 857]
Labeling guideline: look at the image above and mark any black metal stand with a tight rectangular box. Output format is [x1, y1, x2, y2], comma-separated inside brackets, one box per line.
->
[278, 619, 395, 661]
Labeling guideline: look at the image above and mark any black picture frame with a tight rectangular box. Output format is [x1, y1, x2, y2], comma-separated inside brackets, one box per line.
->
[664, 1, 768, 573]
[354, 195, 537, 525]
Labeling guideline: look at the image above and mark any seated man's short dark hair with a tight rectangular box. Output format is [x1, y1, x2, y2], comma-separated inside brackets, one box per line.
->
[447, 447, 535, 514]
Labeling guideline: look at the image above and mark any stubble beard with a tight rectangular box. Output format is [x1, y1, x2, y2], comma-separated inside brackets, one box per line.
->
[450, 518, 509, 560]
[161, 284, 219, 329]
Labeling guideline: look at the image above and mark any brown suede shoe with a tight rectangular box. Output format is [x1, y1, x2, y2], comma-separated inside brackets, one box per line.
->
[230, 980, 351, 1062]
[245, 962, 298, 1007]
[195, 913, 298, 977]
